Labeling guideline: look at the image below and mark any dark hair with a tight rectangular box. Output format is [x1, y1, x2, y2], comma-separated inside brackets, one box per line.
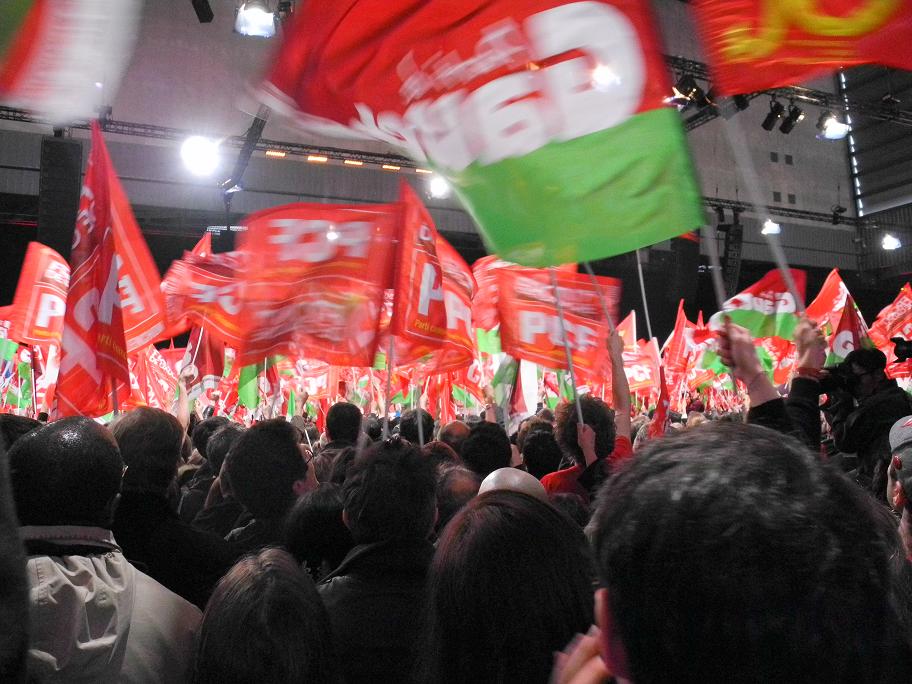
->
[328, 446, 357, 485]
[521, 429, 563, 480]
[225, 419, 306, 519]
[205, 423, 244, 474]
[549, 493, 589, 527]
[425, 491, 594, 683]
[0, 442, 29, 682]
[111, 407, 184, 492]
[0, 414, 40, 450]
[284, 484, 354, 580]
[191, 416, 231, 458]
[845, 347, 888, 373]
[399, 408, 434, 445]
[362, 415, 382, 442]
[422, 440, 460, 471]
[193, 548, 339, 684]
[9, 417, 123, 527]
[590, 423, 912, 683]
[326, 402, 362, 443]
[342, 437, 436, 544]
[435, 466, 481, 534]
[556, 395, 615, 466]
[437, 420, 470, 455]
[460, 422, 512, 478]
[515, 417, 552, 454]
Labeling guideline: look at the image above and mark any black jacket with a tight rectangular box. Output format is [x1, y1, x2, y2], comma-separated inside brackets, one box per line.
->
[112, 490, 239, 609]
[749, 377, 823, 451]
[318, 538, 434, 684]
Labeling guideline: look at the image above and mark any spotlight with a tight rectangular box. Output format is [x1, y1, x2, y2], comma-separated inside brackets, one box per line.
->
[715, 206, 726, 223]
[761, 219, 781, 235]
[779, 104, 805, 134]
[191, 0, 214, 23]
[733, 94, 750, 111]
[428, 176, 451, 199]
[235, 1, 276, 38]
[815, 111, 850, 140]
[665, 75, 700, 110]
[882, 234, 902, 251]
[761, 99, 785, 131]
[831, 204, 847, 225]
[181, 136, 220, 176]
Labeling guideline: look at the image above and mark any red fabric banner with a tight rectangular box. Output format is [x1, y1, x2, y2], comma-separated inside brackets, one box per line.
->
[130, 345, 178, 410]
[180, 326, 226, 401]
[806, 269, 850, 333]
[497, 267, 620, 375]
[55, 122, 130, 418]
[692, 0, 912, 95]
[8, 241, 70, 347]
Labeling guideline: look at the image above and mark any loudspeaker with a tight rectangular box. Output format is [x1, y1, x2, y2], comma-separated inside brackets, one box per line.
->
[669, 232, 701, 303]
[37, 136, 83, 262]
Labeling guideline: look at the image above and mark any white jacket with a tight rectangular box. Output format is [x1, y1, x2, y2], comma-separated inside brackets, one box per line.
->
[21, 525, 202, 683]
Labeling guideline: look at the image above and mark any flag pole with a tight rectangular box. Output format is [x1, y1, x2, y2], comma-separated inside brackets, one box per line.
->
[702, 223, 729, 312]
[111, 380, 119, 417]
[549, 268, 585, 427]
[29, 346, 39, 418]
[582, 262, 617, 333]
[635, 249, 654, 341]
[383, 335, 395, 439]
[721, 116, 805, 314]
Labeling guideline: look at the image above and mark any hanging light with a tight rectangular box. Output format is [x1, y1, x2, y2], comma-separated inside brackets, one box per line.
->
[181, 136, 220, 176]
[761, 99, 785, 131]
[882, 234, 902, 251]
[815, 111, 850, 140]
[428, 175, 451, 199]
[235, 1, 277, 38]
[779, 103, 805, 134]
[761, 219, 781, 235]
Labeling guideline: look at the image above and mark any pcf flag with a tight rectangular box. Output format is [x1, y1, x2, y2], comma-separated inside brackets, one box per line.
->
[259, 0, 703, 266]
[710, 269, 807, 341]
[8, 241, 69, 347]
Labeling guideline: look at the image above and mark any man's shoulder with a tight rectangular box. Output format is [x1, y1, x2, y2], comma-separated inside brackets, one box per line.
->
[541, 465, 580, 488]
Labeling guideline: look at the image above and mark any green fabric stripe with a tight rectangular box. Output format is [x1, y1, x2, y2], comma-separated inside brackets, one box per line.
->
[450, 108, 703, 267]
[712, 309, 800, 340]
[0, 0, 35, 63]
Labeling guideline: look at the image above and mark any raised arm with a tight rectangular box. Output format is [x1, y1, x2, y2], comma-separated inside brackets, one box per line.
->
[608, 331, 631, 441]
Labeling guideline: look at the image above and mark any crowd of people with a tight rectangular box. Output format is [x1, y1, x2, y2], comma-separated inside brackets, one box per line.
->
[2, 319, 912, 683]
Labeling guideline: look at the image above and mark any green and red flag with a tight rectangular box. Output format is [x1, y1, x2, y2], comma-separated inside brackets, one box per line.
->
[0, 0, 143, 124]
[826, 294, 872, 366]
[259, 0, 703, 266]
[806, 269, 850, 334]
[709, 269, 807, 341]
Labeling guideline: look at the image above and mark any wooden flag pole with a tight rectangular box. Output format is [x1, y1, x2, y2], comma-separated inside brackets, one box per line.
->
[635, 250, 654, 341]
[582, 262, 617, 333]
[702, 223, 729, 313]
[383, 335, 395, 439]
[549, 268, 585, 427]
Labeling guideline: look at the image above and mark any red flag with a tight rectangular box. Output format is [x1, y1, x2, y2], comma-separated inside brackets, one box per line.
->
[616, 311, 637, 352]
[806, 269, 850, 333]
[828, 294, 871, 364]
[692, 1, 912, 95]
[158, 233, 213, 340]
[8, 242, 70, 347]
[392, 183, 476, 373]
[55, 123, 130, 418]
[236, 202, 399, 367]
[161, 251, 246, 348]
[181, 326, 226, 401]
[648, 365, 669, 438]
[130, 345, 179, 410]
[497, 267, 620, 375]
[869, 284, 912, 349]
[624, 339, 660, 395]
[662, 300, 693, 374]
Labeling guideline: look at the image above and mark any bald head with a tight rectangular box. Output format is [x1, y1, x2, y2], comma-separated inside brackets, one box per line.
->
[438, 420, 471, 455]
[479, 467, 548, 503]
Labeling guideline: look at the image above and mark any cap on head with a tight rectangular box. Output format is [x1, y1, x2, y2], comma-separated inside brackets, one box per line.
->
[478, 467, 548, 502]
[890, 415, 912, 453]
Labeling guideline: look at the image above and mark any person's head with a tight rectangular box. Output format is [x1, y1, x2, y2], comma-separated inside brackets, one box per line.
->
[589, 422, 912, 683]
[225, 419, 308, 520]
[0, 414, 40, 450]
[549, 492, 590, 527]
[556, 395, 615, 466]
[536, 407, 555, 423]
[460, 422, 512, 478]
[437, 420, 470, 455]
[328, 446, 357, 485]
[9, 417, 123, 528]
[478, 467, 548, 502]
[191, 416, 230, 460]
[521, 429, 564, 480]
[421, 440, 460, 471]
[845, 347, 889, 400]
[111, 407, 184, 494]
[284, 484, 354, 580]
[342, 436, 437, 544]
[400, 408, 434, 445]
[425, 491, 594, 683]
[193, 548, 339, 684]
[435, 466, 481, 534]
[515, 417, 551, 454]
[686, 412, 708, 429]
[205, 423, 244, 475]
[887, 416, 912, 511]
[362, 414, 382, 442]
[325, 402, 362, 444]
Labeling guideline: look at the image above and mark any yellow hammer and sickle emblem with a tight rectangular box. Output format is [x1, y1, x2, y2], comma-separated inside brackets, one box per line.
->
[721, 0, 901, 63]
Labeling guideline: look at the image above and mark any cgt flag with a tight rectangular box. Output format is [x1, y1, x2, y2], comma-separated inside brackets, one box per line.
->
[692, 0, 912, 95]
[259, 0, 703, 267]
[55, 123, 130, 418]
[8, 241, 70, 347]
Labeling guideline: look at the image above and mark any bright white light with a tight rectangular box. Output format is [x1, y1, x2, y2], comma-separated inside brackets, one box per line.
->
[94, 81, 103, 89]
[326, 228, 339, 242]
[592, 64, 621, 91]
[816, 115, 850, 140]
[181, 136, 220, 176]
[428, 175, 451, 199]
[235, 2, 276, 38]
[882, 234, 902, 250]
[761, 219, 781, 235]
